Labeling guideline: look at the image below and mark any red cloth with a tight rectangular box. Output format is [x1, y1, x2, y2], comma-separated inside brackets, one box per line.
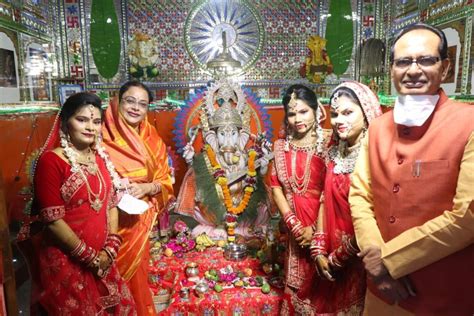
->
[33, 151, 136, 315]
[297, 162, 366, 314]
[150, 248, 283, 315]
[270, 139, 325, 313]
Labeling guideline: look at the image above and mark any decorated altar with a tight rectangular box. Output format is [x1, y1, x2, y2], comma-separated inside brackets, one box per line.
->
[147, 221, 285, 315]
[149, 248, 283, 315]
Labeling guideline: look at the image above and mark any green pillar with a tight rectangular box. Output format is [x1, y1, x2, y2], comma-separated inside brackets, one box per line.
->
[90, 0, 121, 79]
[325, 0, 354, 76]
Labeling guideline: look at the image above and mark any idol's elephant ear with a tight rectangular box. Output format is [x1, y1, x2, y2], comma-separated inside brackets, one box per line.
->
[204, 130, 217, 151]
[239, 129, 250, 152]
[90, 0, 121, 79]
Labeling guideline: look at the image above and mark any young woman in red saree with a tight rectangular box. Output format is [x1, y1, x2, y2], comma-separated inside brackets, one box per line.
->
[298, 81, 383, 315]
[270, 85, 328, 315]
[19, 92, 136, 315]
[103, 81, 174, 315]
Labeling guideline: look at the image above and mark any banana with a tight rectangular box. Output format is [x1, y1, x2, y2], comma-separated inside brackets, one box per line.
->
[196, 233, 215, 247]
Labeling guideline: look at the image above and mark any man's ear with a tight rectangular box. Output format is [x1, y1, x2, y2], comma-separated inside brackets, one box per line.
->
[440, 58, 451, 81]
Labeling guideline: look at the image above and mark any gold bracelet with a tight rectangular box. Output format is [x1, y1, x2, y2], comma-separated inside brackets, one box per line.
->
[149, 183, 157, 195]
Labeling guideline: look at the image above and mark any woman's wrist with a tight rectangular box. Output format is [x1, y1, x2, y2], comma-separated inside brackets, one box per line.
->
[102, 233, 122, 261]
[149, 182, 161, 195]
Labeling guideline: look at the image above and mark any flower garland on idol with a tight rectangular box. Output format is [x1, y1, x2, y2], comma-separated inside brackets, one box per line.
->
[205, 144, 258, 242]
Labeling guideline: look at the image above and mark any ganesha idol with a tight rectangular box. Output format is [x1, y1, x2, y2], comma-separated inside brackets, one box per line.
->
[173, 79, 275, 242]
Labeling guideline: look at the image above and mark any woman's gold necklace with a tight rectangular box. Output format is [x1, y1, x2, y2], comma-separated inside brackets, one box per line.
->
[75, 148, 97, 174]
[288, 145, 314, 195]
[78, 164, 105, 212]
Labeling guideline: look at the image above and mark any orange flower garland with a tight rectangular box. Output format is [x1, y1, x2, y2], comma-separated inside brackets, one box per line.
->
[205, 144, 257, 215]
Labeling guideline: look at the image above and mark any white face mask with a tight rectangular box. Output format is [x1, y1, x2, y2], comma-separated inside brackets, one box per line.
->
[393, 94, 440, 127]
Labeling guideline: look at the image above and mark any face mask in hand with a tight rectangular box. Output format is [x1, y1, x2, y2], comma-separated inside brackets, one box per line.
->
[393, 94, 440, 127]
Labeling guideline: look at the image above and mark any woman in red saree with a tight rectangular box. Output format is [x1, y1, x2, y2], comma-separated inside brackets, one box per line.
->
[270, 85, 328, 315]
[298, 81, 383, 315]
[102, 81, 173, 315]
[19, 92, 136, 315]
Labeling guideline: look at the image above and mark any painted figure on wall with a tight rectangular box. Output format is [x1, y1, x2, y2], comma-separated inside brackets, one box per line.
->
[128, 32, 159, 79]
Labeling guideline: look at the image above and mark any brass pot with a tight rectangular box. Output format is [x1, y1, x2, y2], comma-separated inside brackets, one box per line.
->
[194, 281, 209, 297]
[185, 262, 199, 278]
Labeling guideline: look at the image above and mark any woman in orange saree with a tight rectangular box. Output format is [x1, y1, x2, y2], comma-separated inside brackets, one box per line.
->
[102, 81, 173, 315]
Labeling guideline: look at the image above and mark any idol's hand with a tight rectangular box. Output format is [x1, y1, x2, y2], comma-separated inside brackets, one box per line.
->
[183, 143, 195, 164]
[315, 255, 335, 281]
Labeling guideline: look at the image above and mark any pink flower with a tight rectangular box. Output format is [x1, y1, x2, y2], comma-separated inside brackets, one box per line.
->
[174, 220, 188, 233]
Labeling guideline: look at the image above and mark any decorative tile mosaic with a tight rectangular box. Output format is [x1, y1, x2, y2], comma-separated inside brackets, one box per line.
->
[126, 1, 322, 83]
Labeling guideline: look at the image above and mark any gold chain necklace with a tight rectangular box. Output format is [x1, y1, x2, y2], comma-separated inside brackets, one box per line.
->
[78, 165, 105, 212]
[288, 146, 314, 195]
[75, 148, 97, 174]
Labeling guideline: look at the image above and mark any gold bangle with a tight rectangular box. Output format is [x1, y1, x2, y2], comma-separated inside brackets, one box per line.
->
[149, 182, 158, 195]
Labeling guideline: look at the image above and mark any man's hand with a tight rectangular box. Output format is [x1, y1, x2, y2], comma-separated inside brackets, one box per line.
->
[296, 226, 313, 247]
[358, 246, 388, 280]
[373, 274, 416, 304]
[359, 246, 416, 303]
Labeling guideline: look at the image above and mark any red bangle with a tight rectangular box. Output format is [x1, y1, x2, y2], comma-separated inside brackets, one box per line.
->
[328, 236, 358, 268]
[70, 239, 98, 266]
[283, 212, 303, 238]
[310, 232, 328, 259]
[103, 233, 122, 261]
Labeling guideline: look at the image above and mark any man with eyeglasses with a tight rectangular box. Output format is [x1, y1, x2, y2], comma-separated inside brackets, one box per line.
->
[349, 22, 474, 315]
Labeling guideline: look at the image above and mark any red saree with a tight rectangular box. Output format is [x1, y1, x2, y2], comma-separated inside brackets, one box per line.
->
[103, 98, 173, 315]
[34, 151, 135, 315]
[297, 161, 366, 315]
[270, 139, 325, 315]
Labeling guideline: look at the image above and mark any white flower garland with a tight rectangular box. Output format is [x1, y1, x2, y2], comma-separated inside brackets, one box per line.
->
[95, 135, 122, 190]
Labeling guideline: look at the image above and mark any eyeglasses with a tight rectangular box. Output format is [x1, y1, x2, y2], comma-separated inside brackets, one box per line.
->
[393, 56, 441, 69]
[122, 96, 149, 109]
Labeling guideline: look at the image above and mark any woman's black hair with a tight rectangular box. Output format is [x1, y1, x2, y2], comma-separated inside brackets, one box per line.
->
[329, 86, 360, 107]
[329, 86, 369, 124]
[282, 84, 318, 118]
[118, 80, 153, 103]
[60, 92, 102, 132]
